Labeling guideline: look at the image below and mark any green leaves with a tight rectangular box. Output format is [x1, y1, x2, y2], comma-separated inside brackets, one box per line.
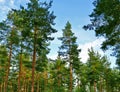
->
[84, 0, 120, 68]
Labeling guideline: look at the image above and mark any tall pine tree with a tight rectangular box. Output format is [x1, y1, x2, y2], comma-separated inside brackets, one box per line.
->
[58, 21, 80, 92]
[12, 0, 57, 91]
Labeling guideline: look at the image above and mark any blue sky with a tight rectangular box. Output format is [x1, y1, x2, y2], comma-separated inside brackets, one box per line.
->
[0, 0, 116, 67]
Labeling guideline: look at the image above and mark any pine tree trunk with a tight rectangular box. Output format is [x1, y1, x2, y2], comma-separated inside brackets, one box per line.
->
[36, 80, 39, 92]
[26, 80, 28, 92]
[25, 80, 27, 92]
[100, 77, 102, 92]
[57, 66, 61, 88]
[36, 74, 40, 92]
[106, 80, 109, 92]
[0, 83, 2, 92]
[18, 48, 22, 92]
[31, 28, 37, 92]
[44, 71, 48, 92]
[4, 43, 12, 92]
[90, 84, 92, 92]
[0, 84, 2, 92]
[69, 63, 73, 92]
[94, 81, 96, 92]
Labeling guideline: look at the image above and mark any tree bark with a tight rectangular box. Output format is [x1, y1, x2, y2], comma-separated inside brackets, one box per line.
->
[100, 77, 102, 92]
[44, 71, 48, 92]
[0, 83, 2, 92]
[31, 28, 37, 92]
[4, 43, 12, 92]
[57, 66, 61, 88]
[69, 63, 73, 92]
[36, 74, 40, 92]
[94, 81, 96, 92]
[18, 48, 22, 92]
[36, 79, 40, 92]
[90, 84, 92, 92]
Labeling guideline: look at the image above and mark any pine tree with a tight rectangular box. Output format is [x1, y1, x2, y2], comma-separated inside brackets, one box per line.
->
[12, 0, 57, 91]
[86, 48, 110, 92]
[58, 21, 80, 92]
[84, 0, 120, 68]
[0, 11, 20, 91]
[0, 45, 8, 91]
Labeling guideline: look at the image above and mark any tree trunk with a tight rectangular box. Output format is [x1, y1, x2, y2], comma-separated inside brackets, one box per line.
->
[44, 71, 48, 92]
[0, 83, 2, 92]
[36, 80, 39, 92]
[36, 74, 40, 92]
[90, 84, 92, 92]
[4, 43, 12, 92]
[106, 80, 109, 92]
[94, 81, 96, 92]
[57, 66, 61, 88]
[69, 63, 73, 92]
[18, 48, 22, 92]
[31, 28, 37, 92]
[100, 77, 102, 92]
[25, 80, 27, 92]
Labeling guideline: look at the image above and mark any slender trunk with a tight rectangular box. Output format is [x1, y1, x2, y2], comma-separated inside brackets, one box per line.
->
[26, 80, 28, 92]
[23, 78, 25, 92]
[44, 71, 48, 92]
[69, 63, 73, 92]
[106, 80, 109, 92]
[0, 83, 2, 92]
[77, 78, 80, 90]
[31, 28, 37, 92]
[57, 66, 61, 88]
[27, 80, 30, 92]
[90, 84, 92, 92]
[0, 84, 2, 92]
[36, 80, 39, 92]
[10, 82, 13, 92]
[100, 77, 102, 92]
[36, 74, 40, 92]
[18, 48, 22, 92]
[4, 43, 12, 92]
[94, 81, 96, 92]
[25, 80, 27, 92]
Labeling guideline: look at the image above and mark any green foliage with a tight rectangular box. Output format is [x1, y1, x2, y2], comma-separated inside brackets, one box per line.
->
[58, 21, 81, 69]
[84, 0, 120, 67]
[0, 0, 120, 92]
[58, 21, 81, 91]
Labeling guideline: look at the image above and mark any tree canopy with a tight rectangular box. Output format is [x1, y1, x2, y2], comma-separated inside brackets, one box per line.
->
[0, 0, 120, 92]
[84, 0, 120, 67]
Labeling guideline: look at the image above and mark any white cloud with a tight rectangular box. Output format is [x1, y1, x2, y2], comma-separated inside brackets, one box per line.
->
[78, 38, 105, 63]
[48, 38, 105, 61]
[47, 54, 58, 60]
[10, 0, 14, 5]
[0, 0, 5, 3]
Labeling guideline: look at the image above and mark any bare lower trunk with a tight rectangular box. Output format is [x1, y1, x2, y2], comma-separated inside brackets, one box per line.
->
[0, 83, 2, 92]
[44, 71, 48, 92]
[18, 48, 22, 92]
[36, 74, 40, 92]
[100, 77, 102, 92]
[31, 44, 36, 92]
[4, 43, 12, 92]
[31, 28, 37, 92]
[94, 81, 96, 92]
[69, 63, 73, 92]
[57, 66, 61, 88]
[90, 84, 92, 92]
[37, 80, 39, 92]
